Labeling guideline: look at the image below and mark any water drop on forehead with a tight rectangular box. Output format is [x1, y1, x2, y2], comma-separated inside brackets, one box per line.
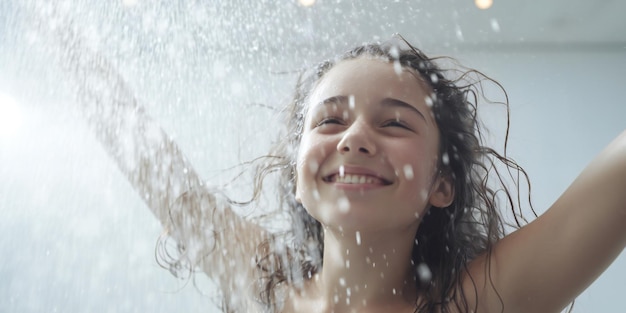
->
[393, 60, 402, 75]
[389, 45, 400, 59]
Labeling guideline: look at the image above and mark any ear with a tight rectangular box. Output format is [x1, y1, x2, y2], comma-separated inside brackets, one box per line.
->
[295, 185, 302, 203]
[294, 165, 302, 204]
[428, 173, 455, 208]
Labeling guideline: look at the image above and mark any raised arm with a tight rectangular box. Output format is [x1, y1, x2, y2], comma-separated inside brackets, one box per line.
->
[465, 131, 626, 313]
[49, 18, 268, 307]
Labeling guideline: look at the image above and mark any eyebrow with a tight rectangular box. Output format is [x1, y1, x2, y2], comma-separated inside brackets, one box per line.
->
[317, 95, 427, 123]
[381, 97, 427, 123]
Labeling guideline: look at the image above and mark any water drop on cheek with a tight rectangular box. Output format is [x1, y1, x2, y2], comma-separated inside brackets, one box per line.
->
[313, 189, 320, 200]
[348, 94, 355, 110]
[403, 164, 414, 180]
[420, 189, 428, 202]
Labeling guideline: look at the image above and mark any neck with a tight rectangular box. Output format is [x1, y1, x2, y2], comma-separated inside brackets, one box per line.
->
[307, 226, 420, 312]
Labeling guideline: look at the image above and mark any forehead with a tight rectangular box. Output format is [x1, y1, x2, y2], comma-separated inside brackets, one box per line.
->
[309, 57, 432, 104]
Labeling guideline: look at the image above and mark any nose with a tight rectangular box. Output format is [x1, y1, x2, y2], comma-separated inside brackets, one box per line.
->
[337, 121, 377, 156]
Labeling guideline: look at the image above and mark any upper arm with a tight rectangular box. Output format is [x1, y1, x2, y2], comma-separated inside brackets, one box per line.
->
[462, 131, 626, 313]
[169, 188, 269, 308]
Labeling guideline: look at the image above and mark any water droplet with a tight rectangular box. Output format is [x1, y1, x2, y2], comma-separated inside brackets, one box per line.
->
[417, 263, 432, 283]
[339, 277, 346, 286]
[455, 25, 464, 41]
[312, 189, 320, 200]
[490, 18, 500, 32]
[122, 0, 139, 7]
[442, 153, 450, 165]
[389, 45, 400, 59]
[348, 94, 355, 109]
[403, 164, 414, 180]
[425, 95, 433, 107]
[339, 165, 345, 177]
[420, 189, 428, 201]
[430, 73, 439, 84]
[393, 60, 402, 75]
[355, 231, 361, 245]
[308, 160, 319, 173]
[338, 197, 350, 213]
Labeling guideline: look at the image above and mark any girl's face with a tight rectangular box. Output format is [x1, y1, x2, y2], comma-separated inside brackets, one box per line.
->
[295, 57, 453, 233]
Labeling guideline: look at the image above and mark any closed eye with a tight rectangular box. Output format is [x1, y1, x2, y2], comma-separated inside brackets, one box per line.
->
[316, 117, 345, 127]
[383, 120, 413, 131]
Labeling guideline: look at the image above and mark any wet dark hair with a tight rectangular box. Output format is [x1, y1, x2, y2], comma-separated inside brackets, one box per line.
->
[254, 37, 536, 313]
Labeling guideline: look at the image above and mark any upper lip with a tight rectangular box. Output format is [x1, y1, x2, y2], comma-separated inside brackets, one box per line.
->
[322, 165, 393, 185]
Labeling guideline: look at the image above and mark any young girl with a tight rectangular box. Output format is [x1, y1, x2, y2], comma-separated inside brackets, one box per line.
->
[62, 29, 625, 312]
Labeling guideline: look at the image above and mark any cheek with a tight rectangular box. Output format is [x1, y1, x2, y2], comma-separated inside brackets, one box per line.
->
[393, 147, 438, 179]
[297, 135, 329, 173]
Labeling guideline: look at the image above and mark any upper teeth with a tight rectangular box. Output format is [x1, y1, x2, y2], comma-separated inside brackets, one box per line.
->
[333, 174, 382, 184]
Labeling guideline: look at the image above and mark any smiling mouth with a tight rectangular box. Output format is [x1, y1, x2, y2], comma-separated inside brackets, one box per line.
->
[324, 174, 392, 185]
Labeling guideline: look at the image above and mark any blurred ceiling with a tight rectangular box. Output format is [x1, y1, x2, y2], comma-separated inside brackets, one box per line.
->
[2, 0, 625, 60]
[256, 0, 626, 53]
